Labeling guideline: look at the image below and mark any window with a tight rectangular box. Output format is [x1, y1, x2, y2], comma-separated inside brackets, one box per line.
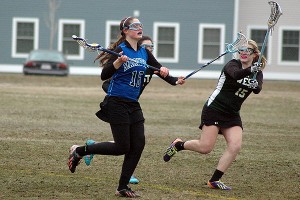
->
[278, 27, 300, 65]
[198, 24, 225, 64]
[153, 22, 179, 63]
[282, 30, 299, 62]
[58, 19, 85, 60]
[249, 27, 269, 61]
[105, 21, 120, 48]
[12, 17, 39, 58]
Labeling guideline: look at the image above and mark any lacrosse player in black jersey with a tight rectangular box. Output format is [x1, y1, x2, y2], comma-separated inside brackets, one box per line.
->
[163, 39, 266, 190]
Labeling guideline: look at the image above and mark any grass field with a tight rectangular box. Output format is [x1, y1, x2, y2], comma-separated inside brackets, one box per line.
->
[0, 73, 299, 200]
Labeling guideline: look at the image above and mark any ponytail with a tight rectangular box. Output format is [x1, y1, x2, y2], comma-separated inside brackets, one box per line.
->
[94, 34, 126, 66]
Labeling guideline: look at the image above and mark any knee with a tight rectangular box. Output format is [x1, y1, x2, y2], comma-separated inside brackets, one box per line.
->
[228, 143, 242, 154]
[116, 142, 145, 155]
[139, 138, 145, 148]
[116, 143, 130, 155]
[194, 142, 214, 154]
[199, 145, 214, 154]
[131, 139, 145, 154]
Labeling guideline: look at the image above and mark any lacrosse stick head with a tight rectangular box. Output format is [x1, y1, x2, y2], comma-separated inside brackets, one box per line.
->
[72, 35, 87, 49]
[72, 35, 102, 52]
[225, 32, 248, 53]
[267, 1, 283, 30]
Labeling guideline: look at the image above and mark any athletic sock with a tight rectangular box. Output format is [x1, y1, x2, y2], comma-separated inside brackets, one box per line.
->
[175, 141, 185, 151]
[209, 169, 224, 182]
[118, 175, 131, 191]
[117, 185, 128, 191]
[74, 146, 87, 157]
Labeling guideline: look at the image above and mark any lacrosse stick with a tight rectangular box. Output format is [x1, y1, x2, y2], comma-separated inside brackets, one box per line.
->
[72, 35, 160, 72]
[184, 32, 248, 80]
[253, 1, 282, 79]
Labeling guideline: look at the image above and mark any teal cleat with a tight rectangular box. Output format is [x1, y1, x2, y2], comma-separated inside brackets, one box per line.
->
[84, 139, 95, 166]
[129, 175, 139, 184]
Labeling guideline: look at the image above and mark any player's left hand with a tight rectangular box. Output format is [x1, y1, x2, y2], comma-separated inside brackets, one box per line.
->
[156, 66, 169, 78]
[249, 79, 258, 89]
[176, 76, 186, 85]
[251, 62, 262, 73]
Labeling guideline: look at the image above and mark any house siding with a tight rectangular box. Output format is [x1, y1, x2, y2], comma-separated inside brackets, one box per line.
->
[0, 0, 235, 70]
[238, 0, 300, 74]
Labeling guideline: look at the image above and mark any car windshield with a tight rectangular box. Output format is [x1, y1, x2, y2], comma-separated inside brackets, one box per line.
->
[30, 51, 65, 62]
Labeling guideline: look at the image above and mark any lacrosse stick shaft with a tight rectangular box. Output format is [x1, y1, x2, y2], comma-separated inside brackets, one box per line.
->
[252, 30, 270, 79]
[257, 29, 270, 65]
[183, 32, 247, 80]
[72, 35, 160, 72]
[101, 48, 160, 72]
[184, 52, 227, 80]
[253, 1, 282, 79]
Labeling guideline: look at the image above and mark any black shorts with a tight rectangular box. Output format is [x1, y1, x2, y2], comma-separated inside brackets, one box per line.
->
[96, 96, 144, 125]
[199, 105, 243, 133]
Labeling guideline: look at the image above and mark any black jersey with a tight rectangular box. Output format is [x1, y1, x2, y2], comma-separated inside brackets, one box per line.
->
[138, 67, 178, 97]
[206, 59, 263, 115]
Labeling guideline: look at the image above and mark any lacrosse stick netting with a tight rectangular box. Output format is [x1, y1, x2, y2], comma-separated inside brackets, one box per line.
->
[72, 35, 160, 71]
[253, 1, 282, 79]
[184, 32, 248, 80]
[225, 32, 248, 54]
[267, 1, 283, 34]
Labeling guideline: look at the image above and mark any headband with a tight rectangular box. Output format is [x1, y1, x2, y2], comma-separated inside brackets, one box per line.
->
[122, 16, 132, 29]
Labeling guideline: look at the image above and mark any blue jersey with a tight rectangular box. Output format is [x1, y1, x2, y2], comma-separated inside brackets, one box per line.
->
[107, 42, 148, 101]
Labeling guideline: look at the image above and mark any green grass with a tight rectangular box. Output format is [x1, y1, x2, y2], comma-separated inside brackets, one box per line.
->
[0, 74, 299, 200]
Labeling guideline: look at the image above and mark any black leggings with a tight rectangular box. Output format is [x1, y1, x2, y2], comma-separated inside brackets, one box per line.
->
[78, 120, 145, 189]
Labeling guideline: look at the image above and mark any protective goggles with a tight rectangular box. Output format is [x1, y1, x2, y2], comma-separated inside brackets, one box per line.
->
[127, 22, 143, 30]
[238, 47, 255, 55]
[141, 44, 154, 51]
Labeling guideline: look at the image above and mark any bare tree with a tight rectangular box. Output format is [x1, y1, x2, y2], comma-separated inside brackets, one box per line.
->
[45, 0, 60, 50]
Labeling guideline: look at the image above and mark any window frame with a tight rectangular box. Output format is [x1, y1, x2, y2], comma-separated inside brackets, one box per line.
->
[278, 26, 300, 66]
[12, 17, 39, 58]
[198, 24, 225, 65]
[105, 20, 120, 48]
[58, 19, 85, 60]
[153, 22, 180, 63]
[247, 25, 272, 64]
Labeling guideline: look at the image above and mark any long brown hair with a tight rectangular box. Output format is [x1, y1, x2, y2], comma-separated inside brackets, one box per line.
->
[248, 39, 267, 70]
[94, 16, 135, 66]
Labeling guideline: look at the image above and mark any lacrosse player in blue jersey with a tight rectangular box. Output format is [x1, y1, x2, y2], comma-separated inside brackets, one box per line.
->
[67, 16, 184, 198]
[84, 35, 185, 185]
[163, 40, 266, 190]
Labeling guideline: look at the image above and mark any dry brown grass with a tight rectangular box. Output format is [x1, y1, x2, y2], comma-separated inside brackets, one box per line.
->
[0, 74, 299, 200]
